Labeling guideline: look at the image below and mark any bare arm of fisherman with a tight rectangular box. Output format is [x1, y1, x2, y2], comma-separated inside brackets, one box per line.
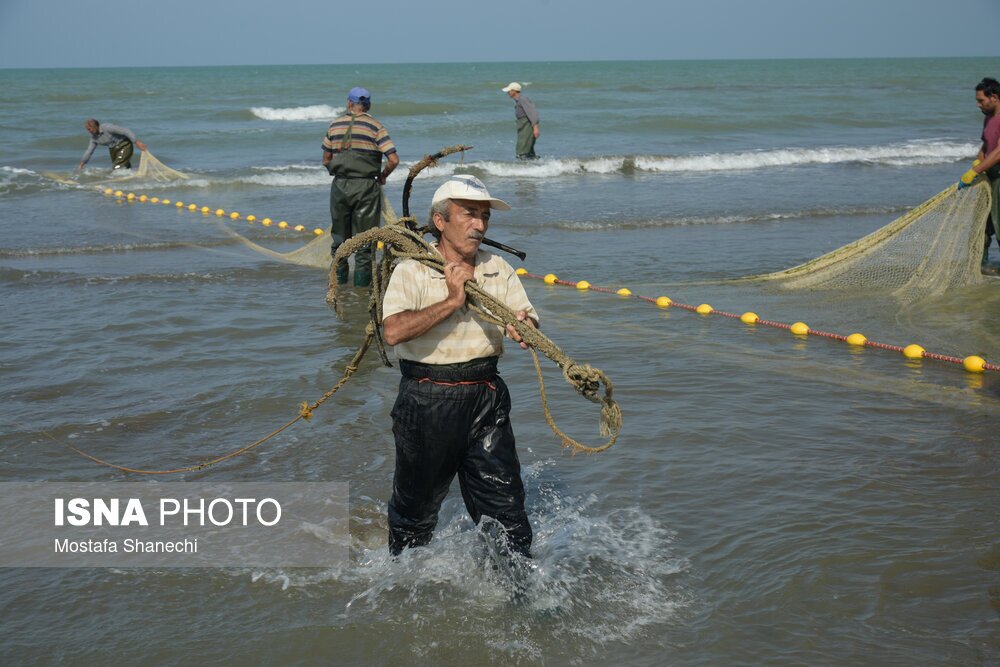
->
[382, 262, 474, 346]
[378, 152, 400, 185]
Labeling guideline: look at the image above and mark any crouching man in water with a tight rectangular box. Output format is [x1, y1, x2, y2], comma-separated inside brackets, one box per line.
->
[381, 175, 538, 558]
[79, 119, 147, 170]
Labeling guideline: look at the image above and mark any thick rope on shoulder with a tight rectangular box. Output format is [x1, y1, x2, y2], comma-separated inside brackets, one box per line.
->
[326, 218, 622, 454]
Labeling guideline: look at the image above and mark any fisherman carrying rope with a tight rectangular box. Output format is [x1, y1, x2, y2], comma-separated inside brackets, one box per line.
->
[79, 119, 147, 170]
[322, 87, 399, 287]
[381, 175, 538, 558]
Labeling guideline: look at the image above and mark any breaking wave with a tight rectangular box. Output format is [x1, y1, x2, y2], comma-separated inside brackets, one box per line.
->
[250, 105, 345, 121]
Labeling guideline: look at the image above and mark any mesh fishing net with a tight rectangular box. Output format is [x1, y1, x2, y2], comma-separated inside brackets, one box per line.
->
[742, 182, 993, 305]
[41, 151, 189, 186]
[131, 151, 190, 182]
[219, 193, 401, 270]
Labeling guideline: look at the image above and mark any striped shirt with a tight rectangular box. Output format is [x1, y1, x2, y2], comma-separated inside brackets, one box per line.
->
[321, 112, 396, 157]
[382, 247, 538, 364]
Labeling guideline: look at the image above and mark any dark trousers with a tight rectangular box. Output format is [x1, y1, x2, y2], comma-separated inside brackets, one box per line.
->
[110, 140, 133, 169]
[388, 358, 532, 557]
[515, 117, 536, 159]
[984, 175, 1000, 265]
[986, 215, 997, 265]
[329, 177, 381, 286]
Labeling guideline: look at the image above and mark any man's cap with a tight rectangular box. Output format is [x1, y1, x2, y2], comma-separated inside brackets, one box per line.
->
[501, 82, 522, 93]
[432, 175, 511, 211]
[348, 87, 371, 103]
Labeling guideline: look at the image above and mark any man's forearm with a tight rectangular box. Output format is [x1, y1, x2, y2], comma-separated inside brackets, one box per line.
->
[382, 152, 399, 177]
[977, 145, 1000, 173]
[383, 297, 462, 346]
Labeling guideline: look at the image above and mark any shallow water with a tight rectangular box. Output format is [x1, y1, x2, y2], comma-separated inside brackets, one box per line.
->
[1, 58, 999, 665]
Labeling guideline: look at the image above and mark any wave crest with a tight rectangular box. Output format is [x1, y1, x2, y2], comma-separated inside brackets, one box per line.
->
[250, 105, 345, 121]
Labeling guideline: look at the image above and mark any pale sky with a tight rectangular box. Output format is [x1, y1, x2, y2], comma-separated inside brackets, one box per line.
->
[0, 0, 997, 68]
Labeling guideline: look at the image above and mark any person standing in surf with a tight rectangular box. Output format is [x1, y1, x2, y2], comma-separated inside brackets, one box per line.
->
[78, 119, 147, 170]
[380, 175, 538, 559]
[322, 87, 400, 287]
[958, 77, 1000, 274]
[501, 82, 540, 159]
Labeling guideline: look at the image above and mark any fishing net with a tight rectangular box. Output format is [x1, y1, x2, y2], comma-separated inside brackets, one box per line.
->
[130, 151, 189, 182]
[41, 151, 189, 186]
[742, 181, 993, 304]
[219, 194, 400, 269]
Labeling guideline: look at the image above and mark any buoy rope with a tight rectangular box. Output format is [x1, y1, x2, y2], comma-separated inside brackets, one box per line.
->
[523, 272, 999, 374]
[98, 188, 327, 237]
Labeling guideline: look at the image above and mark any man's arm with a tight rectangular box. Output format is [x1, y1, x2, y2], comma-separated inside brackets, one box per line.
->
[963, 141, 1000, 186]
[378, 152, 399, 185]
[79, 139, 97, 169]
[520, 97, 540, 138]
[382, 262, 473, 346]
[976, 143, 1000, 174]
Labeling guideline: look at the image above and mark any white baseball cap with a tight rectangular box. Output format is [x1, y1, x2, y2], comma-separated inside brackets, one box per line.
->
[501, 82, 522, 93]
[431, 175, 511, 210]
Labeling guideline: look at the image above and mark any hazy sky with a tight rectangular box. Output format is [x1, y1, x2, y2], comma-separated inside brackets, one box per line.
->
[1, 0, 997, 68]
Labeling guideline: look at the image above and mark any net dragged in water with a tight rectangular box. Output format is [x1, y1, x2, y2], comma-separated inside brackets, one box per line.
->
[128, 151, 190, 182]
[42, 151, 191, 187]
[740, 182, 992, 304]
[219, 194, 401, 270]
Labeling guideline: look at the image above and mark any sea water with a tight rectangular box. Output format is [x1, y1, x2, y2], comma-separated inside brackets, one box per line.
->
[1, 58, 999, 665]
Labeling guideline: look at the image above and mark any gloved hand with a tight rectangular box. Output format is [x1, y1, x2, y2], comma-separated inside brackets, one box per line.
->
[957, 168, 978, 190]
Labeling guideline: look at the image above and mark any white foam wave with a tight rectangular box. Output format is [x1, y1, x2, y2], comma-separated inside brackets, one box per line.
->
[234, 162, 452, 187]
[126, 138, 976, 193]
[250, 104, 345, 121]
[1, 166, 34, 176]
[241, 172, 331, 187]
[417, 140, 977, 179]
[633, 140, 977, 173]
[383, 140, 974, 181]
[476, 158, 587, 178]
[251, 164, 316, 172]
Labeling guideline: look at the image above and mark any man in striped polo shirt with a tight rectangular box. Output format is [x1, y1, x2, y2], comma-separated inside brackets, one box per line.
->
[381, 175, 538, 561]
[322, 87, 399, 287]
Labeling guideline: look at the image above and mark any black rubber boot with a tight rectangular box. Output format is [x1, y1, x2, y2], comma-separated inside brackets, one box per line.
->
[334, 260, 349, 285]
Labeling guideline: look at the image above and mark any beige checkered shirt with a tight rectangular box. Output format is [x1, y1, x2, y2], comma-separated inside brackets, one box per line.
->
[382, 247, 538, 364]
